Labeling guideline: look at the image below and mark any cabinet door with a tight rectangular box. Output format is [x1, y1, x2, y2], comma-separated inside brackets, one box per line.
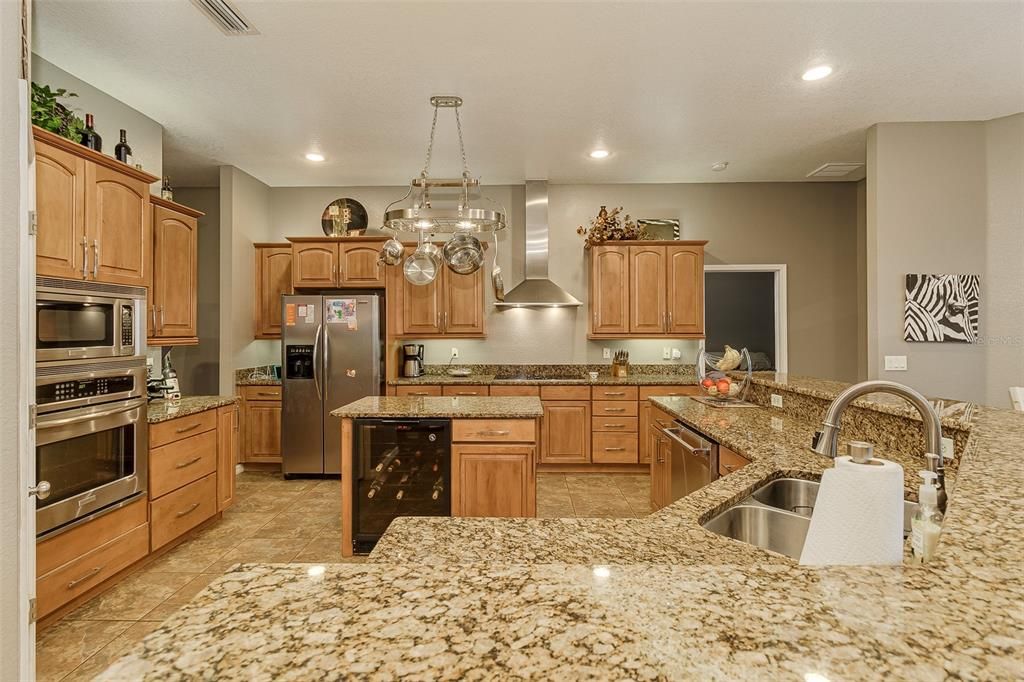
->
[666, 244, 704, 336]
[292, 242, 338, 288]
[35, 141, 87, 280]
[244, 402, 282, 462]
[638, 402, 651, 464]
[85, 163, 150, 287]
[629, 245, 667, 334]
[255, 246, 292, 338]
[339, 243, 384, 287]
[590, 246, 630, 335]
[452, 444, 534, 517]
[443, 268, 485, 335]
[401, 252, 443, 335]
[217, 405, 237, 511]
[541, 401, 591, 464]
[151, 206, 197, 340]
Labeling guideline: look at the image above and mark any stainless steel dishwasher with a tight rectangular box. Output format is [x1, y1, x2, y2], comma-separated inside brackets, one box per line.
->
[660, 420, 719, 502]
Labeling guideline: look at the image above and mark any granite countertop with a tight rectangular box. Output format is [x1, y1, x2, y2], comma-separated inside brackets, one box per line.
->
[389, 372, 698, 386]
[330, 396, 544, 419]
[104, 388, 1024, 679]
[147, 396, 238, 424]
[235, 377, 281, 386]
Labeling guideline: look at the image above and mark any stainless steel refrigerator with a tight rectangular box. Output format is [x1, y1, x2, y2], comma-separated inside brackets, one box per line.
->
[281, 293, 384, 476]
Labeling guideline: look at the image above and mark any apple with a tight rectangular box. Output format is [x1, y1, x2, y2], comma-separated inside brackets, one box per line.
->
[716, 379, 731, 393]
[701, 378, 715, 388]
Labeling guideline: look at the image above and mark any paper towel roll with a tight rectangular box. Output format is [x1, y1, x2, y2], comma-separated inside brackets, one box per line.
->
[799, 456, 905, 566]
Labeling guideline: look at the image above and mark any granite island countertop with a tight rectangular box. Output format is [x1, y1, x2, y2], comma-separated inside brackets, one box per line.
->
[103, 388, 1024, 679]
[389, 372, 699, 386]
[330, 395, 544, 419]
[147, 396, 238, 424]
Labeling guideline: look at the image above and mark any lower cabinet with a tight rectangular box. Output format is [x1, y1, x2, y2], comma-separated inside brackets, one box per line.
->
[238, 385, 283, 464]
[150, 474, 218, 551]
[451, 419, 537, 517]
[218, 405, 238, 510]
[649, 406, 676, 510]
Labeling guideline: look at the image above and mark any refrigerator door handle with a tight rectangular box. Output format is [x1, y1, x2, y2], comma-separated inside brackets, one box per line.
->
[312, 323, 323, 400]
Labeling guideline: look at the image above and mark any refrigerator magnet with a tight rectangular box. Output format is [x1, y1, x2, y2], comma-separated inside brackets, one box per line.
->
[285, 304, 297, 326]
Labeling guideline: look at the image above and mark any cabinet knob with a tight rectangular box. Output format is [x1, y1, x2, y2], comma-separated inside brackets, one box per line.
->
[28, 480, 51, 500]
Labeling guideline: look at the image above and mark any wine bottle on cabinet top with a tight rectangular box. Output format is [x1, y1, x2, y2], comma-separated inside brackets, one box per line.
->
[80, 114, 102, 152]
[114, 129, 133, 165]
[160, 177, 173, 201]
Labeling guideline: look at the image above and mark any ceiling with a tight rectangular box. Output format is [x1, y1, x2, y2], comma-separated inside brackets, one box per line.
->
[33, 1, 1024, 187]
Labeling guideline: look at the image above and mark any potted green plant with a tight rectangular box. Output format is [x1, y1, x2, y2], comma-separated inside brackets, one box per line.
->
[31, 82, 85, 141]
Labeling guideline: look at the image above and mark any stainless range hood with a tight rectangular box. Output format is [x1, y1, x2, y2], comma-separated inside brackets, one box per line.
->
[494, 180, 582, 308]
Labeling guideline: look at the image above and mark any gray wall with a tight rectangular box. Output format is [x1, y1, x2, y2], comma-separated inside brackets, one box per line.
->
[261, 182, 861, 379]
[31, 55, 162, 192]
[866, 115, 1024, 406]
[170, 188, 221, 395]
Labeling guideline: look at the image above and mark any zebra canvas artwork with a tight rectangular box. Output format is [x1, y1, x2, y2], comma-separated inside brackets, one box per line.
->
[904, 274, 980, 343]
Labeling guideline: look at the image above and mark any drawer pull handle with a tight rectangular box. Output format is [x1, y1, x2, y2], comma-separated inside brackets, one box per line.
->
[175, 456, 203, 469]
[604, 447, 626, 452]
[176, 502, 201, 518]
[723, 463, 737, 472]
[456, 392, 481, 396]
[67, 565, 105, 589]
[603, 392, 625, 396]
[604, 408, 626, 413]
[603, 424, 626, 428]
[256, 392, 279, 397]
[410, 392, 431, 396]
[474, 430, 510, 437]
[175, 423, 202, 434]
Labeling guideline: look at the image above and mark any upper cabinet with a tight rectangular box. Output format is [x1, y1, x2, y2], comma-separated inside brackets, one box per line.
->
[34, 127, 159, 287]
[149, 197, 202, 345]
[254, 243, 293, 339]
[387, 244, 486, 338]
[588, 241, 706, 339]
[289, 238, 385, 289]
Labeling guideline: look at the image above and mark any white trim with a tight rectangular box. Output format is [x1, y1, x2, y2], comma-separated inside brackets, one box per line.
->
[703, 264, 789, 374]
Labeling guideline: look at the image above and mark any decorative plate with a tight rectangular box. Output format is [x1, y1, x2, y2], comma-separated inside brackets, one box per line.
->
[321, 198, 368, 236]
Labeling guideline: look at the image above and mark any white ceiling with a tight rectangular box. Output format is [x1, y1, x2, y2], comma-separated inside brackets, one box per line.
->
[33, 1, 1024, 187]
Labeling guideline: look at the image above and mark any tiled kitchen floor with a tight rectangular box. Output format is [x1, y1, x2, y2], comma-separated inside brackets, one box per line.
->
[36, 469, 650, 681]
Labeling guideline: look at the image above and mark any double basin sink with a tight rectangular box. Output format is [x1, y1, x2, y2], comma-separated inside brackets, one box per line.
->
[702, 478, 919, 560]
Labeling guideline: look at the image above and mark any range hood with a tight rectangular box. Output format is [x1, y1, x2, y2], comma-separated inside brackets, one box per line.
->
[494, 180, 582, 308]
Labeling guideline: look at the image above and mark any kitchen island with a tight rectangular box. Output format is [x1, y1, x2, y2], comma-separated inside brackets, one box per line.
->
[96, 382, 1023, 680]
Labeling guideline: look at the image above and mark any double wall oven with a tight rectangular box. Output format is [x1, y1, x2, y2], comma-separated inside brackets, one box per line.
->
[34, 278, 149, 538]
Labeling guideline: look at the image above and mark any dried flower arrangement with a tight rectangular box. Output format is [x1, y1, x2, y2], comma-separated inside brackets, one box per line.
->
[576, 205, 649, 249]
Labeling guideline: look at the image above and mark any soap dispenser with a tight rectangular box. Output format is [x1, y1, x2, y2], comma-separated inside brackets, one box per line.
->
[911, 471, 944, 564]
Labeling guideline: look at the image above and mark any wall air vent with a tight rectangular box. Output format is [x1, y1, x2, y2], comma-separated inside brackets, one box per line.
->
[191, 0, 258, 35]
[806, 162, 865, 178]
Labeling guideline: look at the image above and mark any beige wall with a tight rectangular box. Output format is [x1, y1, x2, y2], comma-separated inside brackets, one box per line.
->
[866, 115, 1024, 407]
[31, 55, 162, 193]
[261, 182, 861, 379]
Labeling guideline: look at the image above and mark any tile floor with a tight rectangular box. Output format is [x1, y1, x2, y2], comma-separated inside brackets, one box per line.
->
[36, 469, 650, 681]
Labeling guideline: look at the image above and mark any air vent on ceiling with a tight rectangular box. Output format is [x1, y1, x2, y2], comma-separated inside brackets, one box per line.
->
[191, 0, 258, 35]
[807, 162, 864, 178]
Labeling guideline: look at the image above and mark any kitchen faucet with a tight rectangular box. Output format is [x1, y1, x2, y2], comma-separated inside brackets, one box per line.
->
[811, 380, 947, 512]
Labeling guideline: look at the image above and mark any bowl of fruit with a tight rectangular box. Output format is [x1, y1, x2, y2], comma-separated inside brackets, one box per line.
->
[700, 374, 742, 398]
[696, 346, 751, 401]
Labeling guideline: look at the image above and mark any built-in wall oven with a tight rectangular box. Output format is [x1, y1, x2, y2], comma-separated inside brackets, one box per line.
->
[34, 357, 148, 538]
[36, 277, 144, 363]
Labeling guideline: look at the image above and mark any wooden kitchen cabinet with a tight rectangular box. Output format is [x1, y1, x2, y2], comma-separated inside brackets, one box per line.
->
[451, 418, 537, 518]
[149, 197, 202, 345]
[217, 404, 239, 511]
[254, 244, 293, 339]
[541, 400, 591, 464]
[34, 127, 158, 286]
[290, 237, 386, 288]
[718, 444, 750, 477]
[389, 244, 486, 338]
[648, 405, 677, 510]
[638, 386, 701, 464]
[588, 241, 707, 339]
[239, 385, 283, 464]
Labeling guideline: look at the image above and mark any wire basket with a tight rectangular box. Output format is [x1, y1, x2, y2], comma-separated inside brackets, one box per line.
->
[696, 347, 752, 401]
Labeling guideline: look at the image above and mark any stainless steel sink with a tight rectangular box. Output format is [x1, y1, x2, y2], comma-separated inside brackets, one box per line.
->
[702, 477, 919, 560]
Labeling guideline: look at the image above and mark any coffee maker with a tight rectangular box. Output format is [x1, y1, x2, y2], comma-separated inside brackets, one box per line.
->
[402, 344, 424, 377]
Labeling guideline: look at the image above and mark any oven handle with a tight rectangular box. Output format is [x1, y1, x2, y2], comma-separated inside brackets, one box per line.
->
[36, 397, 146, 429]
[660, 426, 711, 459]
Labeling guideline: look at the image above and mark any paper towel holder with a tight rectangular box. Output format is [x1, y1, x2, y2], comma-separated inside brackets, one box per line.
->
[846, 441, 880, 465]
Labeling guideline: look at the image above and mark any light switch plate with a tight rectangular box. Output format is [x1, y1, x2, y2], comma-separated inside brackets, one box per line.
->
[671, 348, 682, 359]
[662, 347, 671, 360]
[603, 348, 611, 359]
[884, 355, 908, 371]
[770, 394, 783, 408]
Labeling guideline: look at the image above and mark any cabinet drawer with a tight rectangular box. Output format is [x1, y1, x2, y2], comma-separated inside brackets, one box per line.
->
[149, 409, 217, 449]
[540, 385, 590, 400]
[639, 385, 700, 400]
[489, 385, 539, 397]
[442, 385, 490, 397]
[591, 416, 638, 433]
[37, 523, 149, 619]
[36, 497, 147, 577]
[150, 429, 218, 499]
[452, 419, 536, 443]
[395, 385, 443, 397]
[592, 432, 639, 463]
[150, 473, 217, 550]
[592, 386, 638, 401]
[240, 385, 282, 401]
[592, 400, 639, 417]
[719, 445, 750, 476]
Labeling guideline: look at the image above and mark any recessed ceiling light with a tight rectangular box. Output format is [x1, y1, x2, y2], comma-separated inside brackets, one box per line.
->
[711, 161, 729, 172]
[305, 152, 325, 162]
[589, 149, 610, 159]
[801, 65, 833, 81]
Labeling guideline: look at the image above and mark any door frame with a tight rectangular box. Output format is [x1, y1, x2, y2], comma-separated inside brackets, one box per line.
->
[702, 264, 788, 374]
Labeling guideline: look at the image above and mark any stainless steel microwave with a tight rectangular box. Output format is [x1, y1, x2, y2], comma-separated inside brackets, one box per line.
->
[36, 277, 145, 363]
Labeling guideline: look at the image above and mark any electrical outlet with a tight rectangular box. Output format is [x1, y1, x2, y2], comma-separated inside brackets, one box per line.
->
[771, 416, 784, 431]
[884, 355, 908, 371]
[770, 394, 783, 408]
[662, 347, 671, 360]
[671, 348, 682, 359]
[450, 347, 459, 359]
[941, 437, 954, 461]
[603, 348, 611, 359]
